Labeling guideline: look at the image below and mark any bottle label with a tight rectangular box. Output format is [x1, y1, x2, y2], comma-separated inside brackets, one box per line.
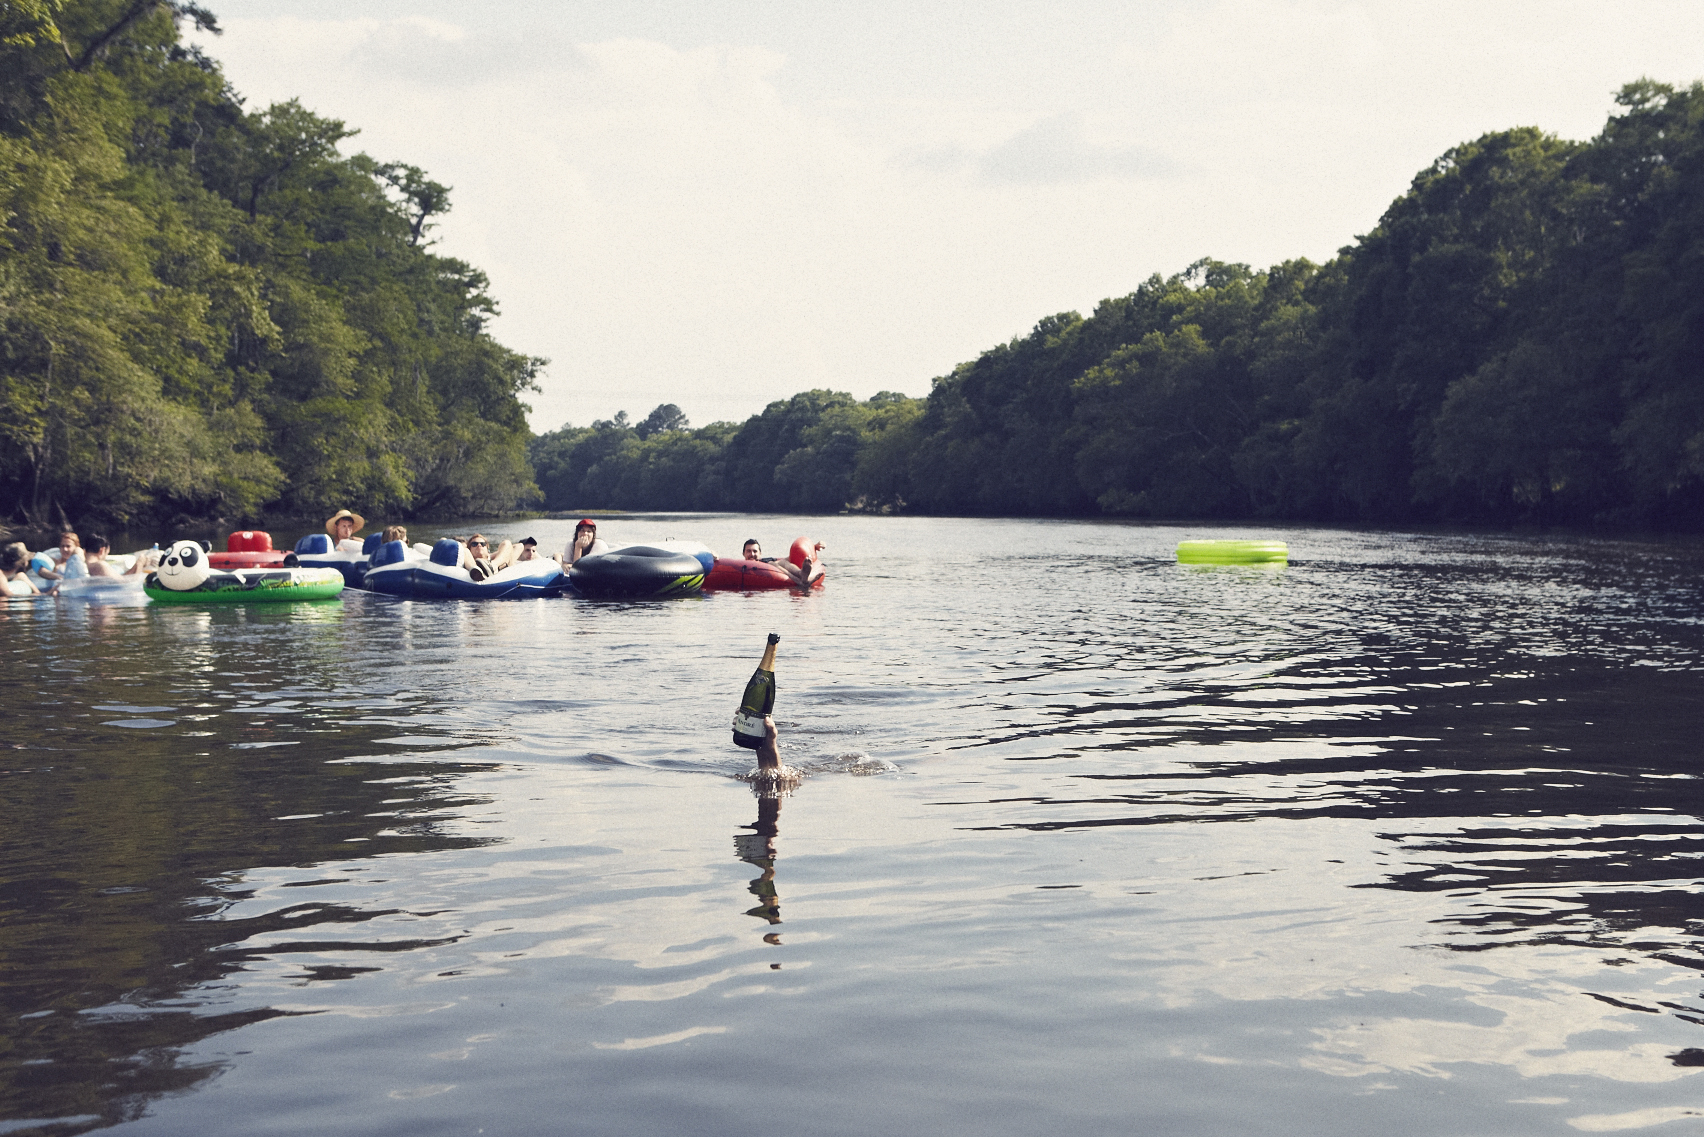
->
[732, 711, 765, 739]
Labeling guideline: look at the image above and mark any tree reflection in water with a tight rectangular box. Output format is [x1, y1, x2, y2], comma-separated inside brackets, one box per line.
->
[0, 643, 496, 1134]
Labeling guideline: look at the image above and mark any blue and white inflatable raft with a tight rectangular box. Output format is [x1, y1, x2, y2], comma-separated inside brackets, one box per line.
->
[293, 532, 378, 589]
[363, 539, 569, 600]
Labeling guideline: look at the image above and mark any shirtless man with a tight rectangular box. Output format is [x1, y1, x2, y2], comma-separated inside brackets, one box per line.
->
[83, 535, 149, 577]
[741, 539, 823, 590]
[325, 509, 364, 551]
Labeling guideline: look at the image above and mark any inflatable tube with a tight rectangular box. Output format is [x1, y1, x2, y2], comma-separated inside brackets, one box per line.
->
[653, 540, 716, 578]
[705, 558, 823, 590]
[363, 539, 569, 600]
[704, 536, 824, 591]
[210, 530, 286, 570]
[293, 532, 370, 588]
[57, 574, 147, 599]
[568, 546, 705, 599]
[144, 567, 345, 604]
[4, 577, 42, 597]
[1176, 540, 1288, 565]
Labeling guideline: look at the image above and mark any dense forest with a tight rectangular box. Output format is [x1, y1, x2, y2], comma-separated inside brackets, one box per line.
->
[536, 80, 1704, 530]
[1, 0, 540, 530]
[4, 3, 1702, 532]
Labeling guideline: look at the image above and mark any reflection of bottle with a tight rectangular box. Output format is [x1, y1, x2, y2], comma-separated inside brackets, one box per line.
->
[732, 633, 779, 749]
[735, 796, 784, 931]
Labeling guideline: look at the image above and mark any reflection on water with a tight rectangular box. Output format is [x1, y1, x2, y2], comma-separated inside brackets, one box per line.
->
[2, 517, 1702, 1135]
[736, 796, 785, 932]
[0, 601, 497, 1131]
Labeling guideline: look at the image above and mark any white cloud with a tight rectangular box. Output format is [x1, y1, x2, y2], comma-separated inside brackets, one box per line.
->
[911, 112, 1173, 184]
[192, 1, 1704, 432]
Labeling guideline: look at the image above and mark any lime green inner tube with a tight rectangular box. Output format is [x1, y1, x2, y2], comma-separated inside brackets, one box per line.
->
[1176, 540, 1289, 565]
[144, 569, 345, 603]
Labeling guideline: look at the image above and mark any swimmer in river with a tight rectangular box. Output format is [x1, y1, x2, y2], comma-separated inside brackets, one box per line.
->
[755, 714, 782, 772]
[83, 535, 150, 577]
[2, 543, 42, 594]
[749, 714, 802, 794]
[37, 532, 85, 584]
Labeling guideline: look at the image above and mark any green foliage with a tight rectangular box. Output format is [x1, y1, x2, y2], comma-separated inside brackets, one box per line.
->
[0, 1, 539, 527]
[541, 82, 1704, 530]
[7, 11, 1701, 533]
[530, 394, 925, 514]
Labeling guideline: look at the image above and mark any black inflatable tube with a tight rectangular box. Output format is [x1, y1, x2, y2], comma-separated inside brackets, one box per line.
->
[567, 546, 705, 599]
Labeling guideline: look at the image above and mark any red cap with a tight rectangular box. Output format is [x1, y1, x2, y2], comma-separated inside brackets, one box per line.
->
[577, 518, 597, 528]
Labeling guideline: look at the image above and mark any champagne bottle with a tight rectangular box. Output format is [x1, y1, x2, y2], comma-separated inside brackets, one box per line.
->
[732, 633, 779, 749]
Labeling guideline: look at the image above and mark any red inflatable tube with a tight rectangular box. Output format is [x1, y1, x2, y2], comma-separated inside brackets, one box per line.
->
[704, 537, 825, 591]
[208, 530, 287, 570]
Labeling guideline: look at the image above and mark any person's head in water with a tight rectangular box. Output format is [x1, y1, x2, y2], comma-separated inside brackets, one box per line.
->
[57, 532, 80, 560]
[743, 539, 761, 560]
[85, 534, 111, 560]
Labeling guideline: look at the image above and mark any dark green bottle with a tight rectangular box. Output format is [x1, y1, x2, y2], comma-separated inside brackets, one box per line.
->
[732, 633, 779, 749]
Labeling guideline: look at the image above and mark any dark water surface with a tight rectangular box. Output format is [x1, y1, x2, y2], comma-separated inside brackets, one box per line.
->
[3, 516, 1702, 1136]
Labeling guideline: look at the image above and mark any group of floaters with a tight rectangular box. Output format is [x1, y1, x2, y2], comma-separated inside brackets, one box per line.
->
[2, 511, 827, 604]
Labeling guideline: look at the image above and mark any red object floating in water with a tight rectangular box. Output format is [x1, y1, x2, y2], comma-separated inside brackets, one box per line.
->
[704, 537, 825, 591]
[208, 530, 287, 569]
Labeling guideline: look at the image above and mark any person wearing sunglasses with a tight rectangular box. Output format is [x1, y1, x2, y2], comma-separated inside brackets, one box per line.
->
[461, 533, 518, 581]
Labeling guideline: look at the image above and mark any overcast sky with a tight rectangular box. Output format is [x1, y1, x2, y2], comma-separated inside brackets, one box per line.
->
[193, 2, 1704, 432]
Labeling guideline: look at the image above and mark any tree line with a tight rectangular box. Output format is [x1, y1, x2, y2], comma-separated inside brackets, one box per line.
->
[5, 5, 1700, 533]
[1, 1, 540, 531]
[536, 79, 1704, 530]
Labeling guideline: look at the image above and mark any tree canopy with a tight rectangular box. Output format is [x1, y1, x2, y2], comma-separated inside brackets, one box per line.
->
[1, 0, 539, 529]
[538, 81, 1704, 531]
[6, 8, 1701, 534]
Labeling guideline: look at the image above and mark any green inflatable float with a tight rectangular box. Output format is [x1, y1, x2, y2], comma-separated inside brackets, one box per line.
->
[144, 539, 345, 603]
[1176, 540, 1288, 565]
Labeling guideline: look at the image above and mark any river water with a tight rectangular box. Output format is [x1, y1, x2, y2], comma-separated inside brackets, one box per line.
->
[2, 516, 1702, 1136]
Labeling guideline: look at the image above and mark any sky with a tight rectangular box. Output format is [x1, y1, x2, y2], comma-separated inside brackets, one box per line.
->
[192, 1, 1704, 433]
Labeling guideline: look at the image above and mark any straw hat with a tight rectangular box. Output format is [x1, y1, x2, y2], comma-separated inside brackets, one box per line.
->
[325, 509, 365, 535]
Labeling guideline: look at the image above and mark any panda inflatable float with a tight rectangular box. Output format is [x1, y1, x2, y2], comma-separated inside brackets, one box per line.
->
[144, 539, 346, 604]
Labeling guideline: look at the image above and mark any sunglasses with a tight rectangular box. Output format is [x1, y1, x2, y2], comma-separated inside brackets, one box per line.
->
[468, 540, 487, 548]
